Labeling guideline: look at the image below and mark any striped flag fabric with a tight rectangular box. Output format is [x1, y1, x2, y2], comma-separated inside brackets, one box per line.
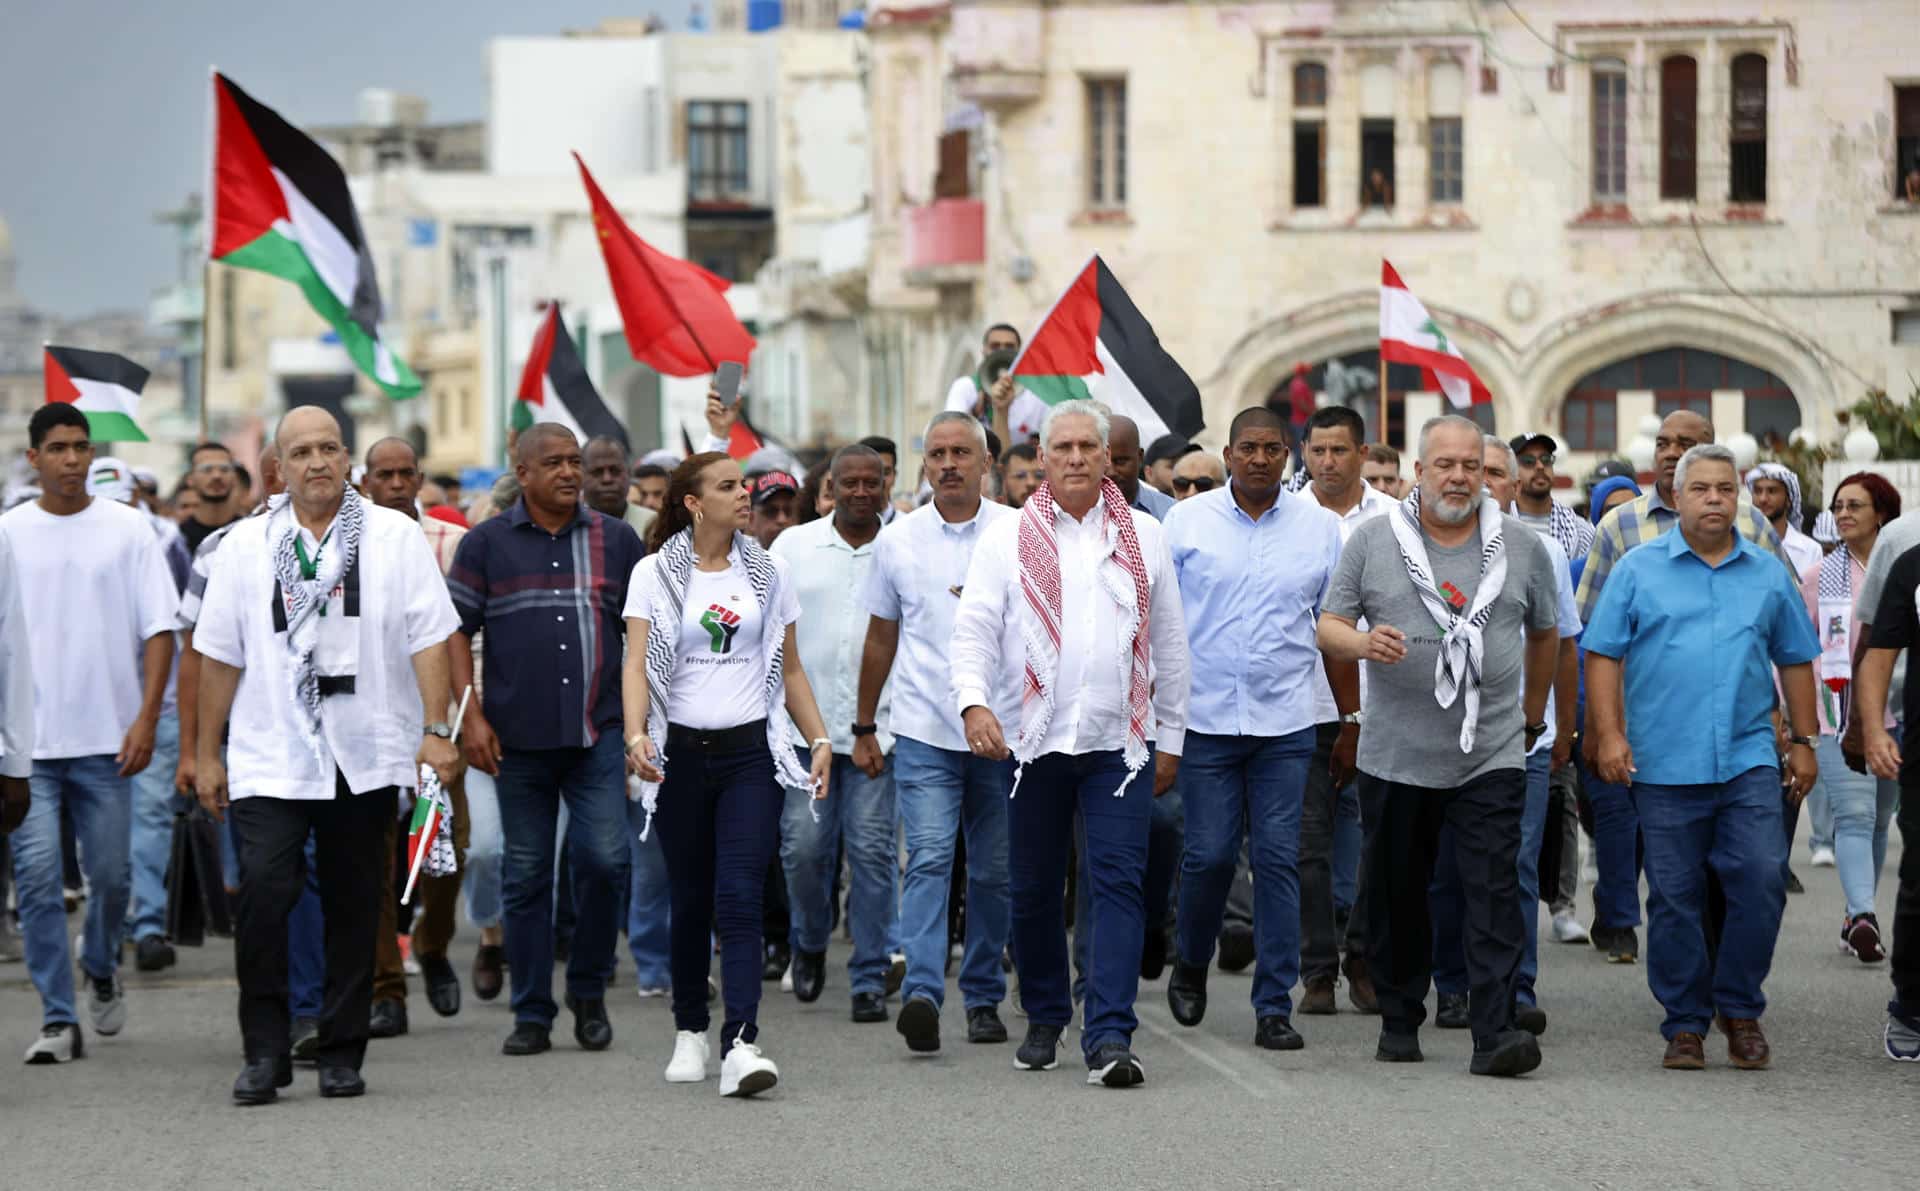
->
[44, 346, 150, 442]
[1009, 255, 1204, 443]
[513, 303, 628, 449]
[400, 766, 456, 904]
[1379, 260, 1490, 409]
[209, 71, 420, 400]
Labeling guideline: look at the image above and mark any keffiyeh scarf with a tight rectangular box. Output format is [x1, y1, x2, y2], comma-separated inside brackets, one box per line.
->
[1816, 545, 1856, 730]
[1392, 487, 1508, 754]
[266, 488, 364, 760]
[636, 528, 812, 839]
[1745, 463, 1804, 533]
[1013, 478, 1152, 795]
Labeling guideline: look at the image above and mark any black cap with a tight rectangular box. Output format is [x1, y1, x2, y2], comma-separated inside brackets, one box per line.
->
[748, 470, 800, 506]
[1509, 432, 1557, 456]
[1589, 458, 1636, 483]
[1145, 434, 1200, 467]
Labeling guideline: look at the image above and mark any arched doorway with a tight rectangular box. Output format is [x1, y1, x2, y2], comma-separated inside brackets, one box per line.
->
[1560, 346, 1800, 452]
[1269, 349, 1498, 446]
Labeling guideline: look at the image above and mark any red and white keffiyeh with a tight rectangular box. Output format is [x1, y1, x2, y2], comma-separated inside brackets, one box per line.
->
[1013, 477, 1152, 791]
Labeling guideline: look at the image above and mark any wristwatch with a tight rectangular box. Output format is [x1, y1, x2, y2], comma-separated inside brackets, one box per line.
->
[850, 723, 878, 738]
[1524, 721, 1549, 739]
[1786, 734, 1816, 749]
[424, 722, 453, 739]
[1339, 712, 1364, 726]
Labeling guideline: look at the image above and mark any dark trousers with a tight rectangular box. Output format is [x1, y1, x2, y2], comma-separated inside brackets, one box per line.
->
[654, 739, 783, 1054]
[1300, 722, 1367, 982]
[1359, 767, 1526, 1046]
[1892, 781, 1920, 1012]
[230, 776, 395, 1070]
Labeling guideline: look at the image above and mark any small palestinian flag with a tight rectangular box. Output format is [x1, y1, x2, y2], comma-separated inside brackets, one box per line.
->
[1380, 260, 1490, 410]
[1009, 255, 1204, 443]
[400, 766, 456, 905]
[209, 72, 420, 400]
[44, 346, 150, 442]
[513, 302, 628, 449]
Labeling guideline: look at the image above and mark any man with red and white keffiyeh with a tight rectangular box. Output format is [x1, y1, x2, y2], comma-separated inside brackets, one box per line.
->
[951, 399, 1190, 1089]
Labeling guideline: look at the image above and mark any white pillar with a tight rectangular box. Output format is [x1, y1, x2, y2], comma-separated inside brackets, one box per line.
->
[1405, 391, 1443, 450]
[1616, 389, 1656, 443]
[1712, 389, 1745, 437]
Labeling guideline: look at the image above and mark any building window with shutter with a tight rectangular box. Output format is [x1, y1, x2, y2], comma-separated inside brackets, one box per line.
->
[1292, 62, 1327, 208]
[1592, 59, 1628, 202]
[687, 100, 750, 202]
[1087, 78, 1127, 209]
[1428, 60, 1465, 204]
[1660, 55, 1697, 200]
[1895, 85, 1920, 201]
[1729, 54, 1768, 203]
[934, 129, 972, 199]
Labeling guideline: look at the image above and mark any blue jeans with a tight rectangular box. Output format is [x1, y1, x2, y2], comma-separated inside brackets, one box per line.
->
[1011, 749, 1153, 1058]
[655, 741, 783, 1052]
[1805, 781, 1834, 855]
[1073, 783, 1181, 1003]
[1175, 729, 1315, 1019]
[782, 750, 899, 996]
[18, 756, 131, 1026]
[494, 734, 630, 1026]
[1332, 783, 1362, 909]
[125, 713, 180, 942]
[1580, 759, 1642, 930]
[626, 801, 672, 990]
[1633, 766, 1786, 1038]
[1434, 748, 1552, 1004]
[894, 736, 1012, 1010]
[463, 768, 504, 929]
[288, 834, 324, 1019]
[1817, 735, 1899, 917]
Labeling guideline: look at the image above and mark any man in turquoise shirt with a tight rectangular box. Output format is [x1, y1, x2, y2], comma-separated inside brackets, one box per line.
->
[1583, 444, 1820, 1074]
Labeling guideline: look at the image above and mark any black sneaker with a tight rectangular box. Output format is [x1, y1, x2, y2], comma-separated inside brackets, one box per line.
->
[571, 997, 613, 1051]
[897, 995, 940, 1052]
[1254, 1015, 1304, 1051]
[289, 1017, 321, 1064]
[1375, 1028, 1423, 1063]
[851, 991, 889, 1023]
[1435, 992, 1470, 1029]
[1014, 1023, 1062, 1071]
[368, 998, 408, 1038]
[502, 1022, 551, 1056]
[966, 1005, 1008, 1044]
[134, 934, 176, 972]
[1470, 1028, 1543, 1077]
[1085, 1041, 1144, 1088]
[762, 940, 790, 982]
[1514, 1003, 1549, 1037]
[1607, 928, 1639, 965]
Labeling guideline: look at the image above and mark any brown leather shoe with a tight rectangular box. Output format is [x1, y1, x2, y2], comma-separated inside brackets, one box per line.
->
[1342, 954, 1379, 1014]
[1298, 974, 1337, 1016]
[1662, 1032, 1706, 1070]
[1720, 1017, 1771, 1069]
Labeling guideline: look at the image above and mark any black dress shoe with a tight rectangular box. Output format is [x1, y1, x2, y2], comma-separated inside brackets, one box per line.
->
[502, 1022, 551, 1056]
[1139, 928, 1168, 982]
[1470, 1029, 1543, 1077]
[851, 991, 888, 1023]
[232, 1056, 293, 1106]
[317, 1065, 366, 1098]
[572, 998, 613, 1051]
[471, 943, 506, 1002]
[1254, 1015, 1304, 1051]
[135, 934, 177, 972]
[791, 949, 827, 1004]
[420, 954, 461, 1018]
[897, 995, 940, 1052]
[1375, 1029, 1424, 1063]
[1514, 1003, 1549, 1037]
[1435, 992, 1470, 1030]
[966, 1005, 1009, 1044]
[762, 940, 790, 982]
[1167, 961, 1208, 1027]
[289, 1017, 321, 1064]
[368, 998, 409, 1038]
[1216, 925, 1255, 973]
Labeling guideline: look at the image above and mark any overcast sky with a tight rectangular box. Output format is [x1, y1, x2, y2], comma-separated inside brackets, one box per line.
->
[0, 0, 697, 317]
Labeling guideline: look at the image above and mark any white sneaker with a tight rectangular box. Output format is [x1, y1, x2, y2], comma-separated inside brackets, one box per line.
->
[23, 1023, 82, 1064]
[779, 962, 793, 993]
[718, 1040, 779, 1098]
[1810, 846, 1836, 868]
[636, 984, 669, 1000]
[664, 1030, 710, 1082]
[86, 971, 125, 1037]
[1551, 912, 1591, 944]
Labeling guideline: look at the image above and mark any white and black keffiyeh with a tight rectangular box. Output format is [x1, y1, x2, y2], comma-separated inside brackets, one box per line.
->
[635, 528, 812, 839]
[1546, 500, 1595, 561]
[265, 488, 365, 759]
[1816, 545, 1855, 729]
[1391, 488, 1509, 754]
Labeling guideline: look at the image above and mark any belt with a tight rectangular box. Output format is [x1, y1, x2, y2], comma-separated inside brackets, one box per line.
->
[666, 719, 769, 755]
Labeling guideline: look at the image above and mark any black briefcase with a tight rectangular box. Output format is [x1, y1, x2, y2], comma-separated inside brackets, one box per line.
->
[165, 808, 234, 946]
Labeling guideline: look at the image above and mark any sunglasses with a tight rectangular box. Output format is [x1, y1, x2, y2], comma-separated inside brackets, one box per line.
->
[1172, 475, 1217, 494]
[1516, 453, 1555, 468]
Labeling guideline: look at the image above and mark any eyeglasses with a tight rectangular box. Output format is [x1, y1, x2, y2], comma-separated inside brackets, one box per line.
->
[1172, 475, 1217, 494]
[194, 462, 235, 475]
[1516, 453, 1555, 468]
[1830, 500, 1873, 515]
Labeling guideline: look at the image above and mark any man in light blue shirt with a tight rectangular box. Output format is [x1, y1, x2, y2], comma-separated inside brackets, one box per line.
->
[1161, 407, 1353, 1051]
[1584, 444, 1820, 1072]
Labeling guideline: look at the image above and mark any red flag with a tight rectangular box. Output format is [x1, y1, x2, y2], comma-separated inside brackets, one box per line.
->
[575, 153, 756, 377]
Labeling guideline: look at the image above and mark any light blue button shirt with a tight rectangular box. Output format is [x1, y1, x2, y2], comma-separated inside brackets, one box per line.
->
[1132, 482, 1175, 522]
[1582, 528, 1820, 786]
[1163, 480, 1342, 738]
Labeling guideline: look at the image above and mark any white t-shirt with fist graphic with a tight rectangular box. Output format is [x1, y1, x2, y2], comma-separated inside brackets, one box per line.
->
[624, 552, 800, 731]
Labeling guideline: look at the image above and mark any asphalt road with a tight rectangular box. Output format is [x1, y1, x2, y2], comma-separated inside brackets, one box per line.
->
[2, 826, 1915, 1191]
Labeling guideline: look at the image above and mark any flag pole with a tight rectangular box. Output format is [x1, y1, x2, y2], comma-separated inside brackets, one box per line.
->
[401, 685, 472, 905]
[1377, 353, 1388, 450]
[199, 262, 211, 442]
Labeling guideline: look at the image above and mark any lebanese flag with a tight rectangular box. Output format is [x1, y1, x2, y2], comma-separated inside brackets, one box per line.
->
[575, 153, 755, 376]
[1009, 255, 1204, 443]
[44, 346, 150, 442]
[513, 302, 629, 449]
[1379, 260, 1490, 409]
[209, 72, 420, 399]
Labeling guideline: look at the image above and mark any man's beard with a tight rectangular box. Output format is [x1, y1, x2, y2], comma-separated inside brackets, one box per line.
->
[1424, 489, 1477, 526]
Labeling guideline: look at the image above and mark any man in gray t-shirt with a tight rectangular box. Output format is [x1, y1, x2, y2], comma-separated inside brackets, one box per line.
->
[1317, 415, 1559, 1078]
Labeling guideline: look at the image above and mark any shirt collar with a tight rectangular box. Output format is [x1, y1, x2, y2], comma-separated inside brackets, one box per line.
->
[1644, 486, 1675, 515]
[507, 498, 591, 533]
[1664, 523, 1756, 567]
[933, 501, 989, 535]
[1226, 477, 1291, 523]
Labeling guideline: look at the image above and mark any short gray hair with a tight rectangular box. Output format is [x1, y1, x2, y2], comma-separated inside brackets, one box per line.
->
[1482, 433, 1515, 474]
[923, 409, 989, 457]
[1673, 443, 1738, 493]
[1041, 398, 1111, 450]
[1417, 414, 1484, 462]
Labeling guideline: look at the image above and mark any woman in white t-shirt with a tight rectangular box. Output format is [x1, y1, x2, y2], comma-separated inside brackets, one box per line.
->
[621, 451, 832, 1099]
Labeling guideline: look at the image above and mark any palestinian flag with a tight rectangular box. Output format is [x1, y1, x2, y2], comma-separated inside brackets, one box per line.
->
[1008, 255, 1204, 443]
[400, 766, 456, 905]
[1379, 260, 1490, 409]
[513, 303, 628, 449]
[43, 346, 149, 442]
[209, 72, 420, 399]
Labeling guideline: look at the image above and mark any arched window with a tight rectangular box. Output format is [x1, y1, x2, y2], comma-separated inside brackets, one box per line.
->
[1591, 58, 1628, 202]
[1562, 347, 1798, 452]
[1730, 53, 1768, 202]
[1659, 55, 1697, 199]
[1293, 62, 1327, 108]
